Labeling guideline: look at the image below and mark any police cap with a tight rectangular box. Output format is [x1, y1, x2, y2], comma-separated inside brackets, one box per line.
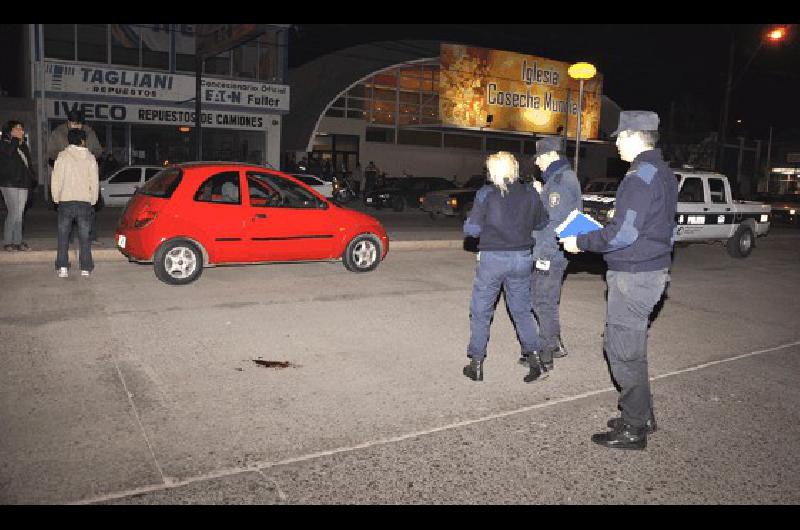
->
[611, 110, 659, 137]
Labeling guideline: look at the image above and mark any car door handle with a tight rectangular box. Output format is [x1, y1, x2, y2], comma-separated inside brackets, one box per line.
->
[254, 213, 268, 219]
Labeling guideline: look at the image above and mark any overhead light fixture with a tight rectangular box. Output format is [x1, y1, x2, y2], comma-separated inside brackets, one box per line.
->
[178, 126, 191, 133]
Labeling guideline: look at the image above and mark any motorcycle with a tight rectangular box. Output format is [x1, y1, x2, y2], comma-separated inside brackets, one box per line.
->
[332, 175, 356, 203]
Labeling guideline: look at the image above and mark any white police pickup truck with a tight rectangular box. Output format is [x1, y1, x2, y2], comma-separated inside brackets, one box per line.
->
[581, 169, 771, 258]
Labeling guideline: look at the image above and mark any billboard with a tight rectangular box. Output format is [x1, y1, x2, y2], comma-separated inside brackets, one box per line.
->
[439, 43, 603, 139]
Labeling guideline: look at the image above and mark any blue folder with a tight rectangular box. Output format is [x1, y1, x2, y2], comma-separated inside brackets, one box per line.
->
[555, 210, 603, 238]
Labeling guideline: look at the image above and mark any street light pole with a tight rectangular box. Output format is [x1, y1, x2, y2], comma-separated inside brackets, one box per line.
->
[567, 62, 597, 181]
[717, 36, 735, 172]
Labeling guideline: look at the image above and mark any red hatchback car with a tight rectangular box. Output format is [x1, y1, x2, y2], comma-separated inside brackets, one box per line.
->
[115, 162, 389, 284]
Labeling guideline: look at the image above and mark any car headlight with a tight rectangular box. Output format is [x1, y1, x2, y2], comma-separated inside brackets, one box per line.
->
[607, 208, 615, 219]
[448, 198, 458, 208]
[378, 194, 390, 199]
[790, 209, 796, 216]
[760, 214, 769, 222]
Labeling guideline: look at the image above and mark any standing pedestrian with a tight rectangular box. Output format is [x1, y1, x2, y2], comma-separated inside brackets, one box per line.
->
[351, 162, 363, 198]
[0, 120, 36, 251]
[560, 111, 678, 450]
[462, 151, 550, 383]
[47, 110, 103, 244]
[520, 137, 582, 369]
[363, 161, 379, 201]
[51, 128, 100, 278]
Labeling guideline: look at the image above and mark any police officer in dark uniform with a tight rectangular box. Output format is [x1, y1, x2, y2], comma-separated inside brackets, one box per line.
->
[519, 137, 582, 370]
[561, 111, 678, 450]
[462, 151, 549, 383]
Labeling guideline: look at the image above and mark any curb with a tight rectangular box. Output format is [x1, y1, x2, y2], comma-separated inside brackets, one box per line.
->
[0, 239, 466, 264]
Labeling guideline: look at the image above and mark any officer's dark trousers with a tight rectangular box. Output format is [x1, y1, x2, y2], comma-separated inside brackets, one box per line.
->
[531, 257, 568, 362]
[468, 250, 540, 360]
[604, 269, 669, 428]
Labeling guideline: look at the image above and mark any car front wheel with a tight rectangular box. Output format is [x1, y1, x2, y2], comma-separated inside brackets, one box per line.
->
[154, 239, 204, 284]
[342, 234, 382, 272]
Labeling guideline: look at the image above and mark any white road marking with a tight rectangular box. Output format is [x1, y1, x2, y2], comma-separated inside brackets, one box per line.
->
[71, 340, 800, 505]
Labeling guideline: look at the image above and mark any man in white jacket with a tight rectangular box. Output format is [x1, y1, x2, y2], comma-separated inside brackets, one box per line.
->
[51, 129, 99, 278]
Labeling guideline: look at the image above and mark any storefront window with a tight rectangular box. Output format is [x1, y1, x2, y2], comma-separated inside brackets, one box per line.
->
[486, 137, 521, 154]
[444, 134, 482, 150]
[204, 51, 231, 76]
[132, 125, 195, 166]
[44, 24, 76, 61]
[398, 130, 441, 148]
[232, 40, 258, 79]
[366, 127, 394, 144]
[257, 32, 280, 82]
[77, 24, 108, 63]
[110, 24, 140, 66]
[140, 25, 170, 70]
[175, 25, 196, 72]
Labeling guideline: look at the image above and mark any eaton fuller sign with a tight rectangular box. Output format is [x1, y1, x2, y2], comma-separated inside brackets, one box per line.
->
[44, 62, 289, 112]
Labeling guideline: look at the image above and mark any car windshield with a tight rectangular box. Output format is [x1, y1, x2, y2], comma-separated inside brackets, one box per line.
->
[138, 168, 182, 198]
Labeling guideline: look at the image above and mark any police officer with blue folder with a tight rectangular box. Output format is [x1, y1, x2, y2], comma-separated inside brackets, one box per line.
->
[520, 137, 582, 370]
[561, 111, 678, 450]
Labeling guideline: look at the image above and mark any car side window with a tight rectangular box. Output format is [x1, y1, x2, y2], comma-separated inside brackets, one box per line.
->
[109, 168, 141, 184]
[246, 173, 282, 208]
[194, 171, 241, 205]
[144, 168, 161, 181]
[248, 172, 320, 209]
[678, 177, 704, 203]
[708, 178, 728, 204]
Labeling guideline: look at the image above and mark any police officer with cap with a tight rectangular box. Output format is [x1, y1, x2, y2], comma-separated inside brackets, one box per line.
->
[561, 110, 678, 450]
[520, 136, 582, 373]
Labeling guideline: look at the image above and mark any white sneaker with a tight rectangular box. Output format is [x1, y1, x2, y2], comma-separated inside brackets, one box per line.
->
[80, 270, 91, 277]
[57, 267, 68, 278]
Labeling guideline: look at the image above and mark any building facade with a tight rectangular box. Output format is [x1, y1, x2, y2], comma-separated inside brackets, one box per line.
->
[19, 24, 290, 189]
[285, 42, 622, 186]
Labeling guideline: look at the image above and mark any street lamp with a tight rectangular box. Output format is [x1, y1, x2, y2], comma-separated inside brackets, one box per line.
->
[717, 25, 788, 171]
[567, 62, 597, 179]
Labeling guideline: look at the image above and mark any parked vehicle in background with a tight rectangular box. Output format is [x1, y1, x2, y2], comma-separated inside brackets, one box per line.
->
[420, 174, 487, 220]
[365, 177, 455, 212]
[100, 165, 163, 207]
[582, 169, 771, 258]
[115, 162, 389, 285]
[753, 193, 800, 225]
[289, 173, 334, 199]
[583, 177, 620, 196]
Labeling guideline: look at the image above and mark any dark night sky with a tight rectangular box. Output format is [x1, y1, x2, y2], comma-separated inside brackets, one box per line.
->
[290, 24, 800, 141]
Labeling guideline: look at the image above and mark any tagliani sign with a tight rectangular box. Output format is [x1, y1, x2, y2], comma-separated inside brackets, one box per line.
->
[439, 43, 603, 139]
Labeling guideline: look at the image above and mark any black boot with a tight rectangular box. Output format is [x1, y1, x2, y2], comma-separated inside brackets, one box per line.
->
[591, 423, 647, 450]
[523, 351, 549, 383]
[553, 335, 568, 358]
[607, 412, 658, 434]
[518, 351, 530, 366]
[463, 358, 484, 381]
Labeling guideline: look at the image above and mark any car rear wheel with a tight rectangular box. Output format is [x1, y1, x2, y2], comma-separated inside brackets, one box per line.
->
[727, 225, 754, 258]
[154, 239, 204, 284]
[342, 234, 381, 273]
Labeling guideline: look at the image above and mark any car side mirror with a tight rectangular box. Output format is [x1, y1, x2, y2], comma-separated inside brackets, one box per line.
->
[318, 200, 329, 210]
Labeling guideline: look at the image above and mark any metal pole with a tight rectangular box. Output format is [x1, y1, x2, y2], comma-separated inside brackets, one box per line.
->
[574, 79, 584, 178]
[36, 25, 48, 201]
[562, 88, 570, 153]
[195, 56, 202, 160]
[765, 125, 773, 190]
[717, 35, 735, 172]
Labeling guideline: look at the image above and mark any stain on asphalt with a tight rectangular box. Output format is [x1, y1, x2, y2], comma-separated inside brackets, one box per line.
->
[253, 360, 298, 369]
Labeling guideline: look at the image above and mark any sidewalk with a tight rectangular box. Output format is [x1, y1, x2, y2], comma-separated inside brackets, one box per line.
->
[0, 201, 466, 264]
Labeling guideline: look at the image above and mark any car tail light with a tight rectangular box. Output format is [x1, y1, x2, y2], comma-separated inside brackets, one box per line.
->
[133, 210, 158, 228]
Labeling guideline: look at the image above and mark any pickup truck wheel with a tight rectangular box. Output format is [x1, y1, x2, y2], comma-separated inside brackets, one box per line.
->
[727, 226, 754, 258]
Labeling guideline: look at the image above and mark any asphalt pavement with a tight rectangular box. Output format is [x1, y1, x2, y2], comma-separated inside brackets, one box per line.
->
[1, 222, 799, 504]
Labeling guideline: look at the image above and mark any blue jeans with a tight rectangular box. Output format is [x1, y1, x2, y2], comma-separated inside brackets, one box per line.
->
[468, 250, 540, 360]
[1, 186, 28, 245]
[56, 201, 94, 272]
[604, 269, 669, 428]
[531, 256, 568, 361]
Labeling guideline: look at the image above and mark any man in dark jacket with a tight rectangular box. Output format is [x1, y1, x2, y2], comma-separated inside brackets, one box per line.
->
[521, 136, 582, 370]
[462, 151, 550, 383]
[561, 111, 678, 450]
[0, 120, 35, 251]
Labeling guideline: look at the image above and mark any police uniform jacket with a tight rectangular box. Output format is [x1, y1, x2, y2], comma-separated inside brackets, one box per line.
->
[464, 181, 549, 251]
[532, 157, 582, 263]
[576, 149, 678, 272]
